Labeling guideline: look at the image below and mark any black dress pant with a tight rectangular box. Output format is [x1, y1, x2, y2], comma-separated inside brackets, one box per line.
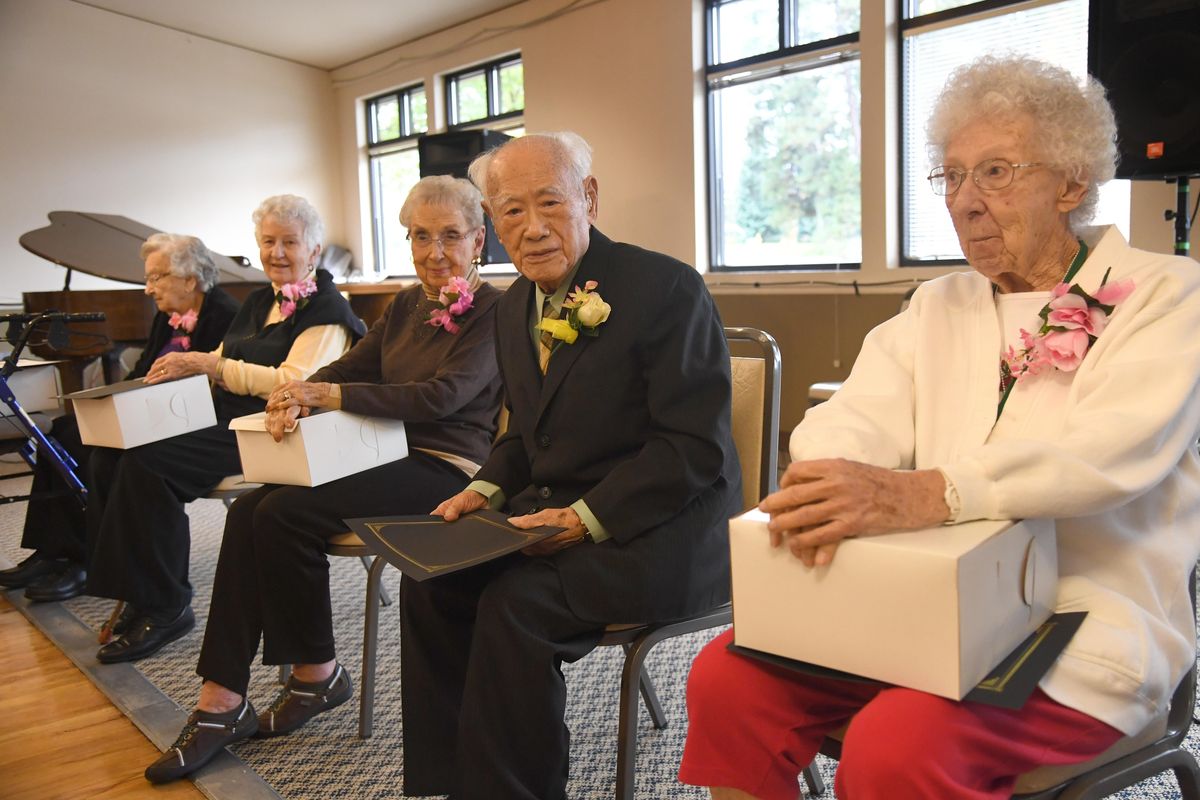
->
[21, 415, 89, 562]
[85, 423, 243, 613]
[401, 554, 606, 800]
[196, 451, 469, 697]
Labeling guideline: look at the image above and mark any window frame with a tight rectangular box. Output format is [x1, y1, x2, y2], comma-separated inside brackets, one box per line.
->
[444, 55, 524, 130]
[364, 83, 428, 277]
[705, 0, 863, 272]
[896, 0, 1072, 267]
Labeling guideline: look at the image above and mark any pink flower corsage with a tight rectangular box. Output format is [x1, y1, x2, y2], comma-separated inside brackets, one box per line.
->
[275, 276, 318, 320]
[1001, 268, 1135, 389]
[168, 308, 198, 349]
[425, 277, 475, 334]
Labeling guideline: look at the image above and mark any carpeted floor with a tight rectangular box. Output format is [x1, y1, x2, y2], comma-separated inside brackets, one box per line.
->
[1, 464, 1197, 799]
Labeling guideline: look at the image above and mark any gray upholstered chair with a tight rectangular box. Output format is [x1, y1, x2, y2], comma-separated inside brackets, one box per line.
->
[600, 326, 782, 800]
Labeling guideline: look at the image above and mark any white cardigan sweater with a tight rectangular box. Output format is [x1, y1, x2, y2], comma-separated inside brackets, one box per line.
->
[790, 226, 1200, 736]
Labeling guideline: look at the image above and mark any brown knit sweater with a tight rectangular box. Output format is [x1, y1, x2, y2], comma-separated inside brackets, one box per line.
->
[308, 282, 503, 467]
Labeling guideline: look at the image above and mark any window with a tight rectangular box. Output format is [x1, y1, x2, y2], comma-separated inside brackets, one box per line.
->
[900, 0, 1130, 263]
[706, 0, 862, 271]
[446, 56, 524, 129]
[365, 85, 428, 277]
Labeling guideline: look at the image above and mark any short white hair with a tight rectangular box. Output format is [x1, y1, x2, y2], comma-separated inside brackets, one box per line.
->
[252, 194, 324, 251]
[467, 131, 594, 203]
[140, 233, 219, 291]
[399, 175, 484, 229]
[926, 55, 1118, 229]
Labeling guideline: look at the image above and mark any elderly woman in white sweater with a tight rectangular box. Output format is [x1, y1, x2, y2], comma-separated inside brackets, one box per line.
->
[680, 55, 1200, 800]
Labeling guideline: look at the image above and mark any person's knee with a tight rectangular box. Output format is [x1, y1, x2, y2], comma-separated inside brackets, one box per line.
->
[685, 632, 753, 725]
[839, 690, 957, 786]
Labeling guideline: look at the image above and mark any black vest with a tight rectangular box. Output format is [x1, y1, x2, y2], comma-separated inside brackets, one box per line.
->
[215, 269, 365, 420]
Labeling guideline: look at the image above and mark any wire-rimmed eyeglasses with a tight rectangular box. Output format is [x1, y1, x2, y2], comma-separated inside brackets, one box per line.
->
[407, 230, 469, 251]
[927, 159, 1044, 196]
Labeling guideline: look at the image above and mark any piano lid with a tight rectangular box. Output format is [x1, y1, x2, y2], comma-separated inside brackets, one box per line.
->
[20, 211, 268, 285]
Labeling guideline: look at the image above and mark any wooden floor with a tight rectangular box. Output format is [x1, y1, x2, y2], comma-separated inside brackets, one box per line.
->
[0, 594, 206, 800]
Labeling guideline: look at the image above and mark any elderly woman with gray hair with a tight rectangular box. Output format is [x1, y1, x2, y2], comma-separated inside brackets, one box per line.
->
[0, 233, 239, 603]
[681, 55, 1200, 799]
[145, 175, 503, 784]
[85, 195, 365, 666]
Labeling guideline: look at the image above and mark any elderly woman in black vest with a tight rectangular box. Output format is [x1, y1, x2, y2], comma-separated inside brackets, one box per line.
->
[86, 195, 365, 665]
[0, 233, 239, 602]
[144, 175, 504, 785]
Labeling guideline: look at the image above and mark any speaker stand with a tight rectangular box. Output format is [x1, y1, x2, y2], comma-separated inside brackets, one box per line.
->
[1164, 176, 1194, 258]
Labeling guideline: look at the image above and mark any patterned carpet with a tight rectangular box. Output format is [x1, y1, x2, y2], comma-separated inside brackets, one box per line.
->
[1, 464, 1196, 799]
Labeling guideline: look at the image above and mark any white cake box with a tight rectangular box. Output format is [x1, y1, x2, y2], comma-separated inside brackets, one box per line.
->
[229, 409, 408, 487]
[1, 360, 63, 416]
[730, 510, 1056, 700]
[68, 375, 216, 448]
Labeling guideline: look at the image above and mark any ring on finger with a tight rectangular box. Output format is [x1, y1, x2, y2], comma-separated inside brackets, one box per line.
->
[282, 391, 292, 401]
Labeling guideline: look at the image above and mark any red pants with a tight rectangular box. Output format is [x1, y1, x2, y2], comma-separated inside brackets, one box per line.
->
[679, 630, 1123, 800]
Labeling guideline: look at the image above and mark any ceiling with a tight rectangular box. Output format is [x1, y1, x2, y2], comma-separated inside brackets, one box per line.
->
[74, 0, 524, 71]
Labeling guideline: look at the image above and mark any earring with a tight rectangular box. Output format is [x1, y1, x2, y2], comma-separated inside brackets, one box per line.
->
[472, 255, 482, 266]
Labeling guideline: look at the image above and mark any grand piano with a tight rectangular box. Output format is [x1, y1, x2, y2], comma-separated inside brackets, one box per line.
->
[20, 211, 267, 393]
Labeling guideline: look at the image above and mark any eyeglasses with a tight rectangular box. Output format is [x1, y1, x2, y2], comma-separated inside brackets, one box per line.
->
[144, 272, 175, 286]
[927, 159, 1044, 196]
[407, 230, 471, 250]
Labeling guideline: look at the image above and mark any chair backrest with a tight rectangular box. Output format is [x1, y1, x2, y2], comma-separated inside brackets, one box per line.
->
[725, 327, 782, 510]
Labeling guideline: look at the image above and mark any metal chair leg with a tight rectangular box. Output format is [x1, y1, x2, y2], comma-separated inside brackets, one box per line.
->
[358, 553, 386, 738]
[802, 764, 827, 796]
[358, 555, 392, 606]
[623, 642, 667, 729]
[278, 664, 291, 684]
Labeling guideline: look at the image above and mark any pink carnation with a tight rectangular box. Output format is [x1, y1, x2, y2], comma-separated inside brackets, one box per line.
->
[178, 336, 191, 349]
[279, 299, 297, 319]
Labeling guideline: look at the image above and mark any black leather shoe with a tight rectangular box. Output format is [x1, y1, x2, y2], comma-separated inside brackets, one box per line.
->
[0, 553, 57, 589]
[144, 699, 258, 784]
[255, 663, 353, 737]
[96, 606, 195, 664]
[24, 562, 87, 603]
[111, 603, 138, 638]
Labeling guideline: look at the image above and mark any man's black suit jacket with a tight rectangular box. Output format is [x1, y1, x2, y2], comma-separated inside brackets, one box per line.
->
[476, 229, 741, 624]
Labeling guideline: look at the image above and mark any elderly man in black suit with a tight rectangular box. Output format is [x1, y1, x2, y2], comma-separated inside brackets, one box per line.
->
[399, 131, 742, 800]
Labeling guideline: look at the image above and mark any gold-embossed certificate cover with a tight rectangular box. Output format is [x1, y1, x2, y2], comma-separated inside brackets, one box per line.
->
[344, 509, 563, 581]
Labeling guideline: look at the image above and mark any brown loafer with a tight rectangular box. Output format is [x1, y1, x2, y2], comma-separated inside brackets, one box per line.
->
[255, 663, 352, 737]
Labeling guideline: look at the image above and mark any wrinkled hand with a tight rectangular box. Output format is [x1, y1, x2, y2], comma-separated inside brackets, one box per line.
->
[266, 380, 334, 413]
[144, 351, 218, 384]
[758, 458, 949, 568]
[511, 507, 587, 556]
[264, 405, 306, 442]
[432, 489, 488, 522]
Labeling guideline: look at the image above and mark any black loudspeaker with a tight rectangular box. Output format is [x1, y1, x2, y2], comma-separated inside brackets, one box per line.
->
[418, 129, 513, 265]
[1089, 0, 1200, 179]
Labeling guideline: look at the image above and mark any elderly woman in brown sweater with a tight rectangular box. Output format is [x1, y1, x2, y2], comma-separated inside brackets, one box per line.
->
[146, 175, 503, 784]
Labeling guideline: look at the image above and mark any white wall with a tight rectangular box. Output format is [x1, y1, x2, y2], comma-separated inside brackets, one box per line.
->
[330, 0, 701, 274]
[0, 0, 341, 303]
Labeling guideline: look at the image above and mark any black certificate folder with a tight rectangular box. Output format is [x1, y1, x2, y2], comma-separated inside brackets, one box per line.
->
[345, 509, 562, 581]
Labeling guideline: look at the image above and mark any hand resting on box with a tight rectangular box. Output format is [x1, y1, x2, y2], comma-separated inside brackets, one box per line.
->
[759, 458, 950, 568]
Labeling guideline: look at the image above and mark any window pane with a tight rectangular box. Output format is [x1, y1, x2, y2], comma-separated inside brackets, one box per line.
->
[906, 0, 977, 16]
[371, 149, 421, 276]
[409, 88, 428, 134]
[792, 0, 859, 45]
[713, 0, 779, 64]
[371, 96, 400, 143]
[454, 71, 488, 124]
[902, 0, 1088, 261]
[713, 59, 862, 267]
[498, 61, 524, 114]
